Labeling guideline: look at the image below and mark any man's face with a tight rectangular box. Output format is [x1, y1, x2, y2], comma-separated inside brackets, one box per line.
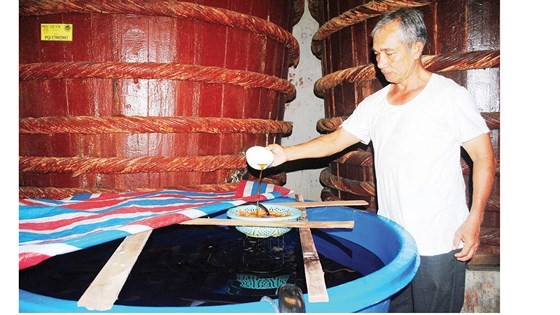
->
[372, 21, 420, 84]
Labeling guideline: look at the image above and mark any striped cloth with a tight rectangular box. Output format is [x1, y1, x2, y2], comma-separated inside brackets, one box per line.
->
[19, 180, 293, 270]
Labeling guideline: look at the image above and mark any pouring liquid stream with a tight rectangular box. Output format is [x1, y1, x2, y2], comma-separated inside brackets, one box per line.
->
[256, 164, 269, 217]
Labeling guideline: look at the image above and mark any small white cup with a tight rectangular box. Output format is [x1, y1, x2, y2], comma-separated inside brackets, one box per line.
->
[246, 146, 274, 170]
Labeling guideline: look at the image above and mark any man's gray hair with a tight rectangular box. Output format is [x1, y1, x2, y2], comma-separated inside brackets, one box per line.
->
[371, 8, 427, 48]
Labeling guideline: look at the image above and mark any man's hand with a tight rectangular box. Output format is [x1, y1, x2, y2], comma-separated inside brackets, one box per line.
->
[265, 144, 288, 167]
[453, 215, 481, 261]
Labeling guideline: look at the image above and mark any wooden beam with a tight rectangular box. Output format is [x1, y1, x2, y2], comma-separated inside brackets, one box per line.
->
[77, 230, 152, 311]
[296, 195, 329, 303]
[280, 200, 368, 208]
[180, 218, 354, 229]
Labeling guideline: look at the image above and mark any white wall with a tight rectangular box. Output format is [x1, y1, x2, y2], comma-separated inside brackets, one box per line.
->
[283, 1, 325, 201]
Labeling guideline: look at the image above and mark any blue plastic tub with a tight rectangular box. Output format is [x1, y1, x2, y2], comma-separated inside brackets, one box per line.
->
[20, 201, 419, 313]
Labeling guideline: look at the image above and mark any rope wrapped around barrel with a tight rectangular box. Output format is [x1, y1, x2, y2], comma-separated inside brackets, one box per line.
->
[20, 155, 247, 177]
[20, 62, 296, 101]
[307, 0, 322, 23]
[314, 50, 500, 96]
[19, 115, 292, 197]
[19, 185, 238, 200]
[319, 150, 376, 198]
[18, 60, 295, 184]
[332, 150, 373, 166]
[292, 0, 305, 26]
[19, 172, 287, 199]
[309, 0, 433, 56]
[19, 0, 300, 66]
[20, 116, 293, 135]
[319, 168, 376, 198]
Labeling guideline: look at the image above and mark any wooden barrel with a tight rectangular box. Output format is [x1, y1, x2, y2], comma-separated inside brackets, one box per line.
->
[19, 0, 304, 199]
[309, 0, 500, 257]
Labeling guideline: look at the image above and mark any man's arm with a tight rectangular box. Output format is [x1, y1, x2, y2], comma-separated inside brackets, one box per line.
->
[454, 132, 497, 261]
[266, 127, 361, 167]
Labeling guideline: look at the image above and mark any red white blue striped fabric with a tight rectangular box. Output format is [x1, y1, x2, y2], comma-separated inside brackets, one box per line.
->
[19, 180, 293, 270]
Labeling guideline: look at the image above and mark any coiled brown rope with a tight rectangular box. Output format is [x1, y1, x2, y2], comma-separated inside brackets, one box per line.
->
[311, 0, 432, 56]
[480, 112, 500, 130]
[320, 187, 342, 202]
[319, 168, 376, 197]
[333, 150, 373, 166]
[308, 0, 321, 23]
[317, 112, 500, 133]
[314, 50, 500, 95]
[316, 117, 346, 134]
[20, 173, 288, 200]
[293, 0, 305, 26]
[19, 0, 300, 66]
[19, 184, 240, 200]
[420, 50, 501, 73]
[20, 62, 297, 101]
[20, 155, 247, 177]
[20, 116, 293, 135]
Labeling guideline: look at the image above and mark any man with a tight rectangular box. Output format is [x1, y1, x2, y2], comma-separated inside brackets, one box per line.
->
[266, 8, 496, 313]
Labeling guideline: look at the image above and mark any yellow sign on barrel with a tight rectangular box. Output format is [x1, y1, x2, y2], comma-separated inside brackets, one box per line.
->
[40, 24, 73, 41]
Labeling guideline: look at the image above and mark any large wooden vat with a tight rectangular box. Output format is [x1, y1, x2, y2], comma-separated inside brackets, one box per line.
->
[19, 0, 304, 199]
[309, 0, 500, 259]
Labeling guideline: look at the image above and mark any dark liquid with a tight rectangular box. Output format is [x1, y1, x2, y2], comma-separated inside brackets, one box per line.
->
[20, 225, 385, 307]
[256, 168, 264, 215]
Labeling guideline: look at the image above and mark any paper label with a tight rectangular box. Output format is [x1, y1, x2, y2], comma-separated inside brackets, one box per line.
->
[41, 24, 73, 41]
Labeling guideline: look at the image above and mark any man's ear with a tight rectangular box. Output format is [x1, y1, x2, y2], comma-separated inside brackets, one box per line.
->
[412, 41, 424, 59]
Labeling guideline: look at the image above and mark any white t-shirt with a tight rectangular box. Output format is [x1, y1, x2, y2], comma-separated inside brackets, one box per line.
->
[342, 73, 490, 256]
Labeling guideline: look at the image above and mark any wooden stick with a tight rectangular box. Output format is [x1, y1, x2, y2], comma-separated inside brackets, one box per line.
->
[77, 230, 152, 311]
[180, 218, 354, 229]
[296, 194, 329, 303]
[279, 200, 368, 208]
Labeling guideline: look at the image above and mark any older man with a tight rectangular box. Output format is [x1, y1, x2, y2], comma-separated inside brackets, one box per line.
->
[267, 8, 496, 312]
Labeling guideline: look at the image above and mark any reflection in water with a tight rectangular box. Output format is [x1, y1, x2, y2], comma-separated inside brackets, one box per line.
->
[20, 224, 384, 307]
